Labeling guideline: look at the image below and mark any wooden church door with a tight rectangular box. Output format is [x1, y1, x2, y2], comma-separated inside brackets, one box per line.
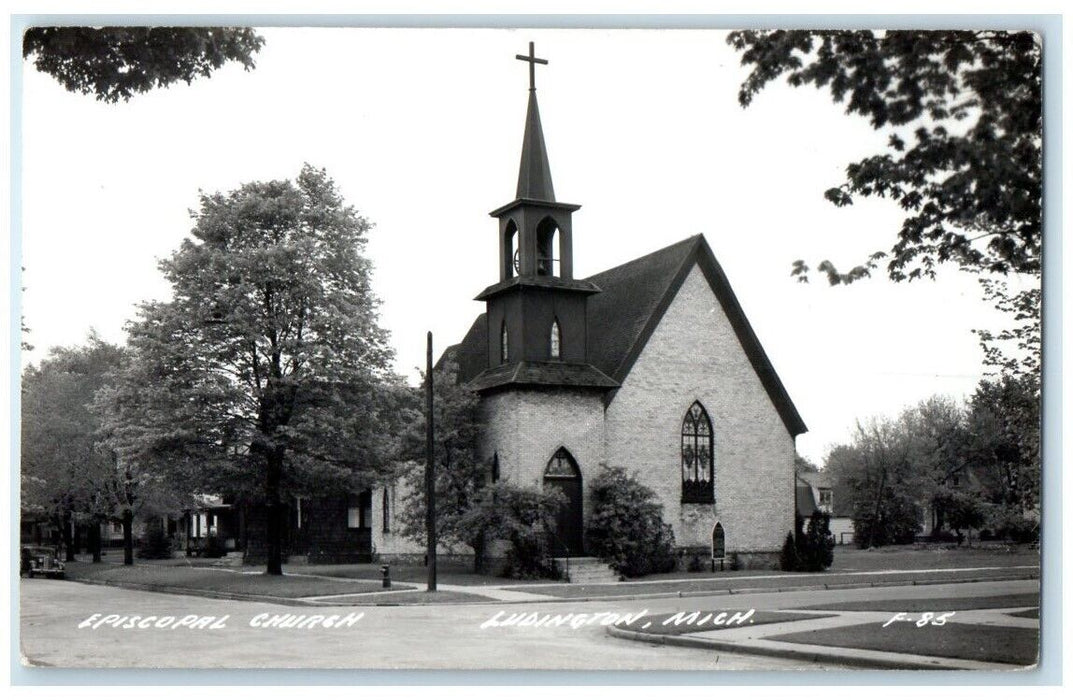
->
[543, 448, 584, 557]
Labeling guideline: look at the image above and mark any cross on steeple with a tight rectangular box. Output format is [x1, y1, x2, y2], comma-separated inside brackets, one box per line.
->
[515, 41, 548, 91]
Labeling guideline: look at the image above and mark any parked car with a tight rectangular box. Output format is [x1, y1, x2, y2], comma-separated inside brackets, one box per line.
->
[20, 545, 65, 578]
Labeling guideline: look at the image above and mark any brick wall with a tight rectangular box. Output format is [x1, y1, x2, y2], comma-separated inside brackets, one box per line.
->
[604, 264, 795, 556]
[480, 388, 606, 527]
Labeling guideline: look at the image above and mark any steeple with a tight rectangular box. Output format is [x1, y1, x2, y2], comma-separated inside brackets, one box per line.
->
[516, 90, 555, 201]
[488, 42, 581, 283]
[469, 42, 615, 394]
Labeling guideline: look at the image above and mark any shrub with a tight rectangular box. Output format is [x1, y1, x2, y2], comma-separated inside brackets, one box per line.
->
[988, 506, 1040, 544]
[779, 531, 799, 571]
[202, 534, 228, 558]
[586, 465, 677, 578]
[457, 482, 564, 579]
[798, 510, 835, 571]
[137, 521, 173, 559]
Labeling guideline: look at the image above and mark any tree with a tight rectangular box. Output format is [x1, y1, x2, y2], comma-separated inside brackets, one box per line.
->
[962, 374, 1040, 514]
[973, 277, 1041, 380]
[21, 334, 127, 562]
[586, 465, 677, 578]
[728, 30, 1041, 284]
[795, 454, 820, 474]
[833, 416, 923, 548]
[23, 27, 264, 103]
[109, 165, 399, 575]
[933, 487, 987, 546]
[396, 358, 489, 570]
[93, 358, 200, 565]
[898, 396, 967, 535]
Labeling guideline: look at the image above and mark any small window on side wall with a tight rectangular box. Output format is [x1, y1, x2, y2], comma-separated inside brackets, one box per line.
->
[550, 319, 561, 359]
[501, 321, 509, 364]
[347, 490, 372, 529]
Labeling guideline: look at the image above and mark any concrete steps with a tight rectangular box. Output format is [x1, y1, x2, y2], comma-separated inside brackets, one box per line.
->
[554, 556, 621, 584]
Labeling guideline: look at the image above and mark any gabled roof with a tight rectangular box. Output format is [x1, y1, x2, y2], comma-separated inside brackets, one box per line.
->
[445, 234, 807, 437]
[796, 471, 831, 489]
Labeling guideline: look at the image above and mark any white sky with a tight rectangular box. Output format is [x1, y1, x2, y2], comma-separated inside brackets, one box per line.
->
[17, 26, 1035, 465]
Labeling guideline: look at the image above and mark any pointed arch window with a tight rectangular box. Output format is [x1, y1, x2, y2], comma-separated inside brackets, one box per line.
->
[549, 319, 562, 359]
[712, 522, 726, 559]
[500, 321, 509, 364]
[491, 453, 501, 483]
[682, 402, 714, 504]
[382, 488, 390, 533]
[536, 217, 562, 277]
[545, 447, 580, 478]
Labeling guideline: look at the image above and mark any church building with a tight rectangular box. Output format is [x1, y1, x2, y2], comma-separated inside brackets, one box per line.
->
[221, 44, 806, 569]
[439, 44, 808, 568]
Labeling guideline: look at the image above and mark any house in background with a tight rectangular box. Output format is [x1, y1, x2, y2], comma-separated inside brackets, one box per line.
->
[796, 471, 854, 545]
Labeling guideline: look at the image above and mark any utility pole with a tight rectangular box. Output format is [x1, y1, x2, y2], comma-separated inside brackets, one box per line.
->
[425, 332, 437, 591]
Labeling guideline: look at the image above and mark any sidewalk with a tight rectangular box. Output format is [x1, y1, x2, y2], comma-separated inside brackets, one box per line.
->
[607, 602, 1039, 671]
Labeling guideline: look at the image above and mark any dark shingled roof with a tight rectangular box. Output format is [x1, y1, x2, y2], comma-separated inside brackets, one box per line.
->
[797, 484, 819, 518]
[585, 236, 701, 381]
[469, 361, 619, 392]
[444, 233, 807, 437]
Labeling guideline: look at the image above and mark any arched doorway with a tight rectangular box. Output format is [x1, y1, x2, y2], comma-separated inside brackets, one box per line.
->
[543, 447, 583, 556]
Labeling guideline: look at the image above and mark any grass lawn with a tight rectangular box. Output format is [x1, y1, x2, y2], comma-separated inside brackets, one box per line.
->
[64, 562, 416, 598]
[297, 561, 511, 587]
[506, 567, 1035, 599]
[827, 544, 1039, 574]
[635, 543, 1039, 583]
[615, 610, 834, 636]
[768, 621, 1039, 666]
[799, 594, 1040, 612]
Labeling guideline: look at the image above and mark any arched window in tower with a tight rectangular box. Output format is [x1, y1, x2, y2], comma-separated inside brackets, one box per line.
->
[681, 401, 714, 504]
[500, 320, 509, 364]
[549, 319, 562, 359]
[536, 216, 560, 276]
[504, 220, 519, 279]
[491, 453, 500, 483]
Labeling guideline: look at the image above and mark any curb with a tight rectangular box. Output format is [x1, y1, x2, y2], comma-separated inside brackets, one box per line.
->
[59, 571, 1040, 608]
[604, 624, 1027, 671]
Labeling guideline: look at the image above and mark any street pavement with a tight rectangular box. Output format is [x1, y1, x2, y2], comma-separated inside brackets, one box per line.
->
[18, 575, 1037, 671]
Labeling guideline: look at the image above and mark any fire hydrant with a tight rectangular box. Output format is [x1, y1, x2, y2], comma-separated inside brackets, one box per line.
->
[380, 564, 391, 589]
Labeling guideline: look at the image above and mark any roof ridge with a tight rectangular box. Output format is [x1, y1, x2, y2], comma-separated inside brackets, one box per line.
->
[584, 233, 702, 282]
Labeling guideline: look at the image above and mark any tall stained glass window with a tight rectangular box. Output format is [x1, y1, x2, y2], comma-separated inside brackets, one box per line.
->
[681, 401, 714, 503]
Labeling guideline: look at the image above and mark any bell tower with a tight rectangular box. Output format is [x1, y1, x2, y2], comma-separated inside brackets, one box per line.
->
[471, 43, 616, 393]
